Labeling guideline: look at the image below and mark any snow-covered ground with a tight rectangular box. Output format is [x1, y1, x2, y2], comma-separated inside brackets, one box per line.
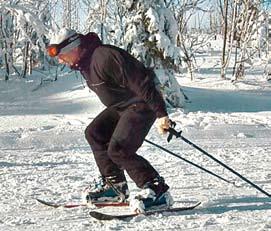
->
[0, 65, 271, 230]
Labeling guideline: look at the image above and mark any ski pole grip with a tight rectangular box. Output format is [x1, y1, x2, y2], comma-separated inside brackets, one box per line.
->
[167, 121, 182, 142]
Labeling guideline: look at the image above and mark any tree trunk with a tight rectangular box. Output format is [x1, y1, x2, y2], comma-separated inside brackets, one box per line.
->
[29, 52, 33, 75]
[0, 15, 10, 80]
[22, 41, 30, 78]
[221, 0, 228, 79]
[4, 52, 9, 81]
[232, 45, 238, 76]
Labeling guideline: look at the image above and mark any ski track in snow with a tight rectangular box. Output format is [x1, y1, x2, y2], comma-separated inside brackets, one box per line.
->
[0, 73, 271, 230]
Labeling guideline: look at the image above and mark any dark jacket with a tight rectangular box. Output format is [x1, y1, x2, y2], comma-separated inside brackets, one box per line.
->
[78, 33, 167, 118]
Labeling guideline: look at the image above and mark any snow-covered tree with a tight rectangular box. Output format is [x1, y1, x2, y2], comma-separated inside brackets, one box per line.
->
[83, 0, 111, 43]
[172, 0, 211, 80]
[0, 5, 14, 80]
[257, 11, 268, 58]
[105, 0, 128, 46]
[82, 0, 130, 46]
[215, 0, 265, 80]
[0, 0, 50, 80]
[62, 0, 80, 31]
[123, 0, 185, 108]
[233, 0, 261, 80]
[124, 1, 182, 69]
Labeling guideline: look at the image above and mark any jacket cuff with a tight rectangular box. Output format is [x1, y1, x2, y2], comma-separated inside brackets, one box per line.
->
[156, 110, 168, 118]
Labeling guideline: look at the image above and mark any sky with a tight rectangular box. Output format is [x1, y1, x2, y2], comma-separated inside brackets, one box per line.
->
[188, 1, 214, 30]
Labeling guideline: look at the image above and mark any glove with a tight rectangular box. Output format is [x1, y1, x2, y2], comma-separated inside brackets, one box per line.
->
[156, 116, 171, 134]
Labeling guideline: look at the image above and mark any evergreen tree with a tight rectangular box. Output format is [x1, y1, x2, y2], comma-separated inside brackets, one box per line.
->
[123, 0, 185, 108]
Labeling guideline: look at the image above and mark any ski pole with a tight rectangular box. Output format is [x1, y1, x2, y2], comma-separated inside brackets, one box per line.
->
[144, 139, 234, 185]
[167, 127, 271, 197]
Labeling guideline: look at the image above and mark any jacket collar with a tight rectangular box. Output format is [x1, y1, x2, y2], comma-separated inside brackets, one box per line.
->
[71, 32, 102, 70]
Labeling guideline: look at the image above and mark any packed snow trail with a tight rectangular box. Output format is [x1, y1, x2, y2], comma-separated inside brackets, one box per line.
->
[0, 73, 271, 230]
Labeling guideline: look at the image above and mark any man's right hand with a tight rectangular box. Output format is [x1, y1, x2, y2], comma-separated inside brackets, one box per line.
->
[156, 116, 171, 134]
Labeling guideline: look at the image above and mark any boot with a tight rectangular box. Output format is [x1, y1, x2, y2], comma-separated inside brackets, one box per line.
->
[130, 176, 174, 213]
[82, 176, 129, 203]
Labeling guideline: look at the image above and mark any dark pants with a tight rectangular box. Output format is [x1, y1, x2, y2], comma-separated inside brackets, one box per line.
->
[85, 103, 159, 188]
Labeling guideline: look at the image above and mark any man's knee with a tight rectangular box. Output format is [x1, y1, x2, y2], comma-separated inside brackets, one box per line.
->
[85, 124, 93, 144]
[84, 123, 103, 148]
[108, 138, 137, 163]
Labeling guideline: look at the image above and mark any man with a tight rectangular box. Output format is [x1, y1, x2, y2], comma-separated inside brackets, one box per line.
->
[47, 28, 173, 212]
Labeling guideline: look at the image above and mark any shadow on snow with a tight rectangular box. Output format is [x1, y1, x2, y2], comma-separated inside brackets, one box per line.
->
[183, 87, 271, 113]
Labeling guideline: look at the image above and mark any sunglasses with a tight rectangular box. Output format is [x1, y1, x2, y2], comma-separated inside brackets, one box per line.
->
[47, 34, 80, 57]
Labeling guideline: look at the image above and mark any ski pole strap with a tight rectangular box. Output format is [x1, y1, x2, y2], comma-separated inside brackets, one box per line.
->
[167, 127, 271, 198]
